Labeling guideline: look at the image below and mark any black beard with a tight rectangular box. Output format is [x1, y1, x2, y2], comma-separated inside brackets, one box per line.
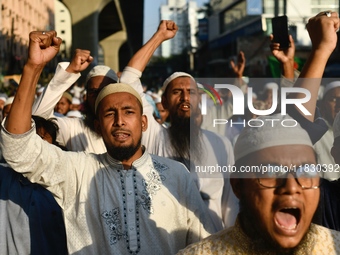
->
[168, 116, 202, 169]
[105, 138, 142, 162]
[83, 101, 98, 133]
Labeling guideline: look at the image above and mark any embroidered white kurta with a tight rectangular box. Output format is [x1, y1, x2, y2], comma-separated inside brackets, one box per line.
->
[0, 123, 215, 255]
[32, 63, 239, 231]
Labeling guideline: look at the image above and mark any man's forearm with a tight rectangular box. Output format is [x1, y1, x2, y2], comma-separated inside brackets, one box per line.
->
[5, 64, 43, 134]
[32, 62, 80, 118]
[126, 20, 178, 72]
[127, 33, 165, 72]
[293, 49, 329, 121]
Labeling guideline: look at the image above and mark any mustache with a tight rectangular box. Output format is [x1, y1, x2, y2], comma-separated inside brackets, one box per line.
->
[111, 128, 131, 134]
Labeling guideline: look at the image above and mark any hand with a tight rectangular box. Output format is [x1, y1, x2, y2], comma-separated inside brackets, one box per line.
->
[66, 49, 93, 74]
[230, 51, 245, 78]
[306, 11, 339, 56]
[270, 34, 295, 65]
[27, 31, 62, 68]
[156, 20, 178, 41]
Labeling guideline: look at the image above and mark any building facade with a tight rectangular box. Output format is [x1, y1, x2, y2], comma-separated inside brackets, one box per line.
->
[54, 0, 71, 60]
[159, 0, 199, 58]
[0, 0, 55, 75]
[196, 0, 340, 77]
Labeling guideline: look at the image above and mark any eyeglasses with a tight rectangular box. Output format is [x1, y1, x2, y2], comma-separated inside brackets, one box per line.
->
[327, 97, 340, 103]
[257, 164, 320, 189]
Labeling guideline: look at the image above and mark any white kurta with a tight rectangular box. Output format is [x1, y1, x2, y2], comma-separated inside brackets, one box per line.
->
[120, 67, 239, 231]
[32, 62, 106, 154]
[32, 63, 239, 231]
[0, 123, 215, 255]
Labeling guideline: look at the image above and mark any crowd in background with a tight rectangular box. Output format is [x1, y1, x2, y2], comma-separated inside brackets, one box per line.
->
[1, 10, 340, 255]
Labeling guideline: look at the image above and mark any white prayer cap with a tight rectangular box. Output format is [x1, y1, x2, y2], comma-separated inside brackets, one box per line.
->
[85, 65, 118, 87]
[252, 92, 258, 100]
[72, 97, 81, 105]
[37, 87, 44, 93]
[197, 82, 204, 89]
[162, 72, 196, 92]
[323, 81, 340, 98]
[263, 82, 279, 91]
[66, 110, 83, 118]
[62, 92, 73, 103]
[234, 114, 313, 161]
[0, 93, 7, 103]
[95, 83, 142, 114]
[153, 95, 162, 104]
[4, 96, 14, 107]
[333, 111, 340, 140]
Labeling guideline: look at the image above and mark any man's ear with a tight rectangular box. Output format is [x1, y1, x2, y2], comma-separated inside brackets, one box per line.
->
[94, 119, 102, 136]
[161, 95, 168, 110]
[230, 175, 242, 200]
[141, 115, 148, 132]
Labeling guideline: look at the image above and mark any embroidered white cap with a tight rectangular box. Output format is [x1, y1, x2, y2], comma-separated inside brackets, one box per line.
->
[162, 72, 196, 92]
[85, 65, 118, 87]
[234, 114, 313, 161]
[323, 81, 340, 98]
[95, 83, 142, 114]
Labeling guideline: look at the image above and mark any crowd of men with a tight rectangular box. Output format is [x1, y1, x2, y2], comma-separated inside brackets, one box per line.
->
[1, 10, 340, 255]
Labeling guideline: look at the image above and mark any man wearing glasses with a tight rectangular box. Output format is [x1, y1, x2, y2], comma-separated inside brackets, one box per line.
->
[178, 114, 340, 254]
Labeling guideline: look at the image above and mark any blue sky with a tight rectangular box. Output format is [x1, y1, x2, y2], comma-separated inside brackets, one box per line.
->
[143, 0, 208, 43]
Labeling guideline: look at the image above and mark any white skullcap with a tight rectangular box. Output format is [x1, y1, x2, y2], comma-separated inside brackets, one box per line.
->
[66, 110, 83, 118]
[37, 87, 44, 93]
[4, 96, 14, 107]
[0, 93, 8, 103]
[72, 97, 81, 105]
[252, 92, 257, 99]
[162, 72, 196, 92]
[234, 114, 313, 161]
[323, 81, 340, 98]
[95, 83, 142, 114]
[263, 82, 279, 91]
[62, 92, 73, 103]
[153, 95, 162, 104]
[85, 65, 118, 87]
[197, 82, 204, 89]
[333, 111, 340, 140]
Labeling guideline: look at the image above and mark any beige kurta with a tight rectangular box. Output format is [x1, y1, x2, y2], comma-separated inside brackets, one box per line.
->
[177, 219, 340, 255]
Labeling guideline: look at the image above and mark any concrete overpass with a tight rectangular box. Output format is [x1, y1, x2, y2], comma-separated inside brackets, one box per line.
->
[60, 0, 144, 77]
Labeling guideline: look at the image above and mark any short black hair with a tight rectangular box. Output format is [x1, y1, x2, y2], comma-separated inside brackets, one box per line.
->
[32, 115, 59, 145]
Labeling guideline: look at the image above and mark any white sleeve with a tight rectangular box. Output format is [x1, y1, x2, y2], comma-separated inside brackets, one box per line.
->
[120, 66, 163, 154]
[0, 120, 87, 209]
[32, 62, 81, 119]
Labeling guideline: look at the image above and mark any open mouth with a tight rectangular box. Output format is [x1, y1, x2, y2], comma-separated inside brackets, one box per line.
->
[112, 131, 130, 140]
[179, 103, 190, 111]
[274, 207, 301, 231]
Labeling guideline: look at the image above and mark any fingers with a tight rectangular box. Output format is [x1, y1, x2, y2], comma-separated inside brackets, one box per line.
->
[34, 30, 58, 49]
[159, 20, 178, 32]
[165, 20, 178, 31]
[66, 49, 93, 73]
[238, 51, 245, 63]
[73, 49, 93, 64]
[230, 59, 235, 69]
[307, 11, 339, 31]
